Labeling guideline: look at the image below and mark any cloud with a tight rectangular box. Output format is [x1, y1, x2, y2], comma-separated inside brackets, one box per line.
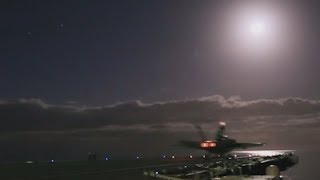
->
[1, 95, 320, 134]
[1, 95, 320, 161]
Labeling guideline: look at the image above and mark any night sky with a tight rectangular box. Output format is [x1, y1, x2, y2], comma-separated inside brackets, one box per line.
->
[1, 1, 320, 179]
[2, 0, 320, 105]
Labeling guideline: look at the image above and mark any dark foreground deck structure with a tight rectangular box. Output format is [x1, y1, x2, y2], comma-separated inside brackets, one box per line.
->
[144, 151, 298, 180]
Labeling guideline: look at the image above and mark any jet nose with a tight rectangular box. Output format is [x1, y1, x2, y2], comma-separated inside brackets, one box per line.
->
[291, 155, 299, 164]
[287, 152, 299, 165]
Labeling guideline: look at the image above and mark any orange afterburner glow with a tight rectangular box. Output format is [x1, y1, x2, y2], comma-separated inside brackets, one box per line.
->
[200, 140, 217, 148]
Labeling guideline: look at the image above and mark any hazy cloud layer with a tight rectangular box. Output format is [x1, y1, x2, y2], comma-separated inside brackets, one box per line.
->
[1, 95, 320, 160]
[1, 95, 320, 133]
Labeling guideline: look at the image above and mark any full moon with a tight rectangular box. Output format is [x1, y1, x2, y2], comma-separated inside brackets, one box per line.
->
[250, 21, 266, 35]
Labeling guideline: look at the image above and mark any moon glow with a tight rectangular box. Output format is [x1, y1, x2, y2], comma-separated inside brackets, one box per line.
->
[250, 21, 266, 36]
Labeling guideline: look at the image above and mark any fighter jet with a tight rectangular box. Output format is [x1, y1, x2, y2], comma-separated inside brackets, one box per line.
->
[180, 122, 265, 155]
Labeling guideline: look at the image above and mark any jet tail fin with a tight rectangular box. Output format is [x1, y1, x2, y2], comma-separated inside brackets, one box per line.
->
[194, 125, 207, 141]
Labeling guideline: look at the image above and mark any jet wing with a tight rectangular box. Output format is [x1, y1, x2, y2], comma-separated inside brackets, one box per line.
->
[237, 142, 266, 149]
[179, 140, 201, 150]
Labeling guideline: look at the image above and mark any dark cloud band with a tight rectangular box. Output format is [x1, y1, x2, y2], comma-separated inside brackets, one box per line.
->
[1, 95, 320, 133]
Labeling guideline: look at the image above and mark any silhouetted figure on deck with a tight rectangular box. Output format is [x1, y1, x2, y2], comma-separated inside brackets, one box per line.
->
[88, 152, 97, 161]
[92, 153, 96, 160]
